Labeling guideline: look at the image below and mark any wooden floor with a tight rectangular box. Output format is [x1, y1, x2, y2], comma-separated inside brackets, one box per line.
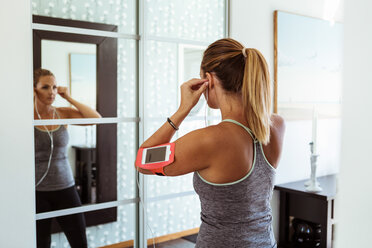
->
[106, 231, 198, 248]
[147, 238, 196, 248]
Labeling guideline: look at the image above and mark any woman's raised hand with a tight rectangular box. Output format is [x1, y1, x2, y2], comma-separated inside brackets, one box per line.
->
[179, 78, 208, 114]
[57, 86, 71, 100]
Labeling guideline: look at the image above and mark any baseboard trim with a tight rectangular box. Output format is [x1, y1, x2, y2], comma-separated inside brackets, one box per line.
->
[147, 227, 199, 246]
[101, 227, 199, 248]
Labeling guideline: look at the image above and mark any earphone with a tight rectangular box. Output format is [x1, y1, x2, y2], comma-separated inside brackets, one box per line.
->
[204, 86, 209, 127]
[34, 95, 56, 187]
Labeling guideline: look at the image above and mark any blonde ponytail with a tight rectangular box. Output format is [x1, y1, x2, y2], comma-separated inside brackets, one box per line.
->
[201, 39, 272, 144]
[242, 49, 271, 144]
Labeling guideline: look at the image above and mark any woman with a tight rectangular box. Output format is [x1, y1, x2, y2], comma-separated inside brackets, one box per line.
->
[34, 68, 101, 248]
[136, 38, 285, 247]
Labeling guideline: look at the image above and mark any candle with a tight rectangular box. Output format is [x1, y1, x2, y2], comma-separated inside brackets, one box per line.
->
[312, 106, 318, 154]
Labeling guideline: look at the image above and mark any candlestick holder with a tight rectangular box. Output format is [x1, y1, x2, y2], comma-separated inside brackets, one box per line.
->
[305, 142, 322, 192]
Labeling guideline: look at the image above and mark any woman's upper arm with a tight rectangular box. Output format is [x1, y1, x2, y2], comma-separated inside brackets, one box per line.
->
[263, 114, 286, 167]
[57, 107, 94, 126]
[57, 107, 83, 118]
[163, 128, 215, 176]
[272, 114, 285, 142]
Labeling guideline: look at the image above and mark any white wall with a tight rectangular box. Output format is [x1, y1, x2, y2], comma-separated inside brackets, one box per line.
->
[0, 1, 35, 247]
[336, 0, 372, 247]
[230, 0, 343, 241]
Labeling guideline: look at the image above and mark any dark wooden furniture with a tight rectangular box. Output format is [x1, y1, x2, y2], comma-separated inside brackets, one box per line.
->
[275, 174, 337, 248]
[73, 146, 97, 204]
[33, 15, 118, 229]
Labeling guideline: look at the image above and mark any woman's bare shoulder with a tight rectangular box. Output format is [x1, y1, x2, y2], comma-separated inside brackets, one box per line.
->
[55, 107, 71, 118]
[271, 113, 285, 132]
[55, 107, 80, 118]
[268, 114, 286, 147]
[177, 124, 228, 153]
[261, 114, 285, 168]
[163, 124, 226, 176]
[185, 124, 226, 142]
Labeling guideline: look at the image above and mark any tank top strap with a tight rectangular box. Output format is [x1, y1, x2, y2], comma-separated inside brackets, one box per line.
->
[221, 119, 258, 143]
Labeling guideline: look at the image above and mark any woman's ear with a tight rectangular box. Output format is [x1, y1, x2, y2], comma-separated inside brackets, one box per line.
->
[34, 88, 40, 101]
[205, 72, 214, 89]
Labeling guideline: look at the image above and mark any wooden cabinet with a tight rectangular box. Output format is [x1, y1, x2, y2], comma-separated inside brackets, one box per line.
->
[73, 146, 97, 204]
[275, 174, 336, 248]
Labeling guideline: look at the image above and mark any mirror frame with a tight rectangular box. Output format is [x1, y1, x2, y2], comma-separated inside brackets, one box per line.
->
[33, 15, 118, 231]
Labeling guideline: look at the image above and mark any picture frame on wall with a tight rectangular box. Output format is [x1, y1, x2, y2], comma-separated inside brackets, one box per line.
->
[69, 53, 97, 110]
[274, 10, 343, 120]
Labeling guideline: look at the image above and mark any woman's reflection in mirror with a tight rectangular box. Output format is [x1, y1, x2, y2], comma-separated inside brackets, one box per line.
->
[34, 68, 101, 248]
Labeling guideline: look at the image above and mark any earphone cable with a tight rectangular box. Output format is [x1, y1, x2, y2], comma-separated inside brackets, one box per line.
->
[205, 87, 209, 127]
[136, 173, 156, 248]
[35, 99, 56, 187]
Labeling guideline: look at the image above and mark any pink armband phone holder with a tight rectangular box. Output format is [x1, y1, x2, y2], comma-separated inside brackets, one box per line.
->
[135, 143, 175, 176]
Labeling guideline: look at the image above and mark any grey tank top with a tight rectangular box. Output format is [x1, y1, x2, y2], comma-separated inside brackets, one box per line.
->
[34, 125, 75, 191]
[193, 119, 277, 248]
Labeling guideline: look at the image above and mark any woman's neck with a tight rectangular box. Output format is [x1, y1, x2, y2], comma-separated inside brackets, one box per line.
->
[34, 100, 54, 116]
[219, 93, 247, 124]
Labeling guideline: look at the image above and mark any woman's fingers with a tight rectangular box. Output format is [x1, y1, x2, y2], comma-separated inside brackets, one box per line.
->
[57, 86, 71, 99]
[179, 78, 209, 112]
[197, 81, 208, 95]
[187, 78, 208, 85]
[186, 78, 208, 89]
[57, 87, 64, 94]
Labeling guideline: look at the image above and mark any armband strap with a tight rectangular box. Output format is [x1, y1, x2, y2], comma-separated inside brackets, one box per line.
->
[152, 167, 166, 176]
[135, 143, 175, 176]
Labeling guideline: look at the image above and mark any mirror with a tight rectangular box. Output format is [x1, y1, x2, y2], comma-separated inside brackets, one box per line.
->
[33, 15, 118, 233]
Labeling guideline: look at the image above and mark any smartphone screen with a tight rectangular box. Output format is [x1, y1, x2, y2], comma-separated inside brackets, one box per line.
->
[145, 146, 167, 163]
